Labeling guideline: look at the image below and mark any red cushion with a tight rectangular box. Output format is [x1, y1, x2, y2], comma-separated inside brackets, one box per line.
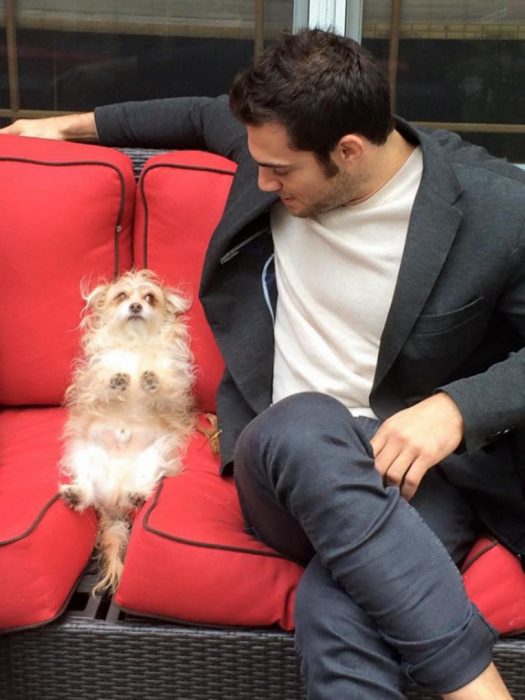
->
[133, 151, 236, 412]
[0, 408, 97, 632]
[116, 418, 303, 631]
[0, 134, 135, 406]
[462, 537, 525, 635]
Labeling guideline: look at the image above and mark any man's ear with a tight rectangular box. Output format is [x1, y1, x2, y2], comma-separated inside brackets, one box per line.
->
[334, 134, 365, 164]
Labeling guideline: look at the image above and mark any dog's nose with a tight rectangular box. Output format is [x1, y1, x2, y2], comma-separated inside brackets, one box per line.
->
[129, 302, 143, 314]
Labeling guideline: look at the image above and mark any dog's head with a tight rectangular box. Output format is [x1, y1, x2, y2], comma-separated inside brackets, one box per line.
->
[83, 269, 190, 336]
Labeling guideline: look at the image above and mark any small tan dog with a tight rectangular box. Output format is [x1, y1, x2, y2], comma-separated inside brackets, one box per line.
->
[60, 269, 195, 595]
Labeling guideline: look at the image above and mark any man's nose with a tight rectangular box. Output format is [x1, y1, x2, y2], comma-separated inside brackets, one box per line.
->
[258, 167, 281, 193]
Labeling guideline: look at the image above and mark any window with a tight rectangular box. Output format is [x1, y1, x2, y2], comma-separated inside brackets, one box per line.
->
[362, 0, 525, 161]
[2, 0, 523, 163]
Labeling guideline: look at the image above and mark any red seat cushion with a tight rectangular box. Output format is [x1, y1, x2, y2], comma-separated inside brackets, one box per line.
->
[0, 134, 135, 406]
[462, 537, 525, 635]
[133, 150, 236, 413]
[120, 467, 525, 633]
[0, 408, 97, 632]
[116, 419, 302, 630]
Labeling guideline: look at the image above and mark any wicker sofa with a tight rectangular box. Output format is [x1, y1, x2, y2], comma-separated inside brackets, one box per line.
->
[1, 138, 525, 700]
[2, 575, 525, 700]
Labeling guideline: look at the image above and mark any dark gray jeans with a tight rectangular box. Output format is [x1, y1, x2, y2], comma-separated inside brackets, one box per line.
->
[233, 392, 497, 699]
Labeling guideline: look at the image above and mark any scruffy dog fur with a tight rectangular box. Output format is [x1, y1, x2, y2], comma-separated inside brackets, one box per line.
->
[60, 269, 195, 595]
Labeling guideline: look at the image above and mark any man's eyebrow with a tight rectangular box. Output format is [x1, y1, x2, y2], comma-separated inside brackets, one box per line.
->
[256, 160, 294, 169]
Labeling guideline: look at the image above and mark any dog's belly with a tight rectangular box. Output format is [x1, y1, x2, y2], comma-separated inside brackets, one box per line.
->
[64, 426, 176, 509]
[87, 420, 163, 453]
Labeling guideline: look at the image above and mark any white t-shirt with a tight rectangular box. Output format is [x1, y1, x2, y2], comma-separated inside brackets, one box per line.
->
[271, 147, 423, 417]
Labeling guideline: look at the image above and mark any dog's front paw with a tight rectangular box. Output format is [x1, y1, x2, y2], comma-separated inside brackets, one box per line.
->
[59, 484, 86, 512]
[110, 372, 130, 391]
[128, 492, 147, 509]
[140, 371, 159, 393]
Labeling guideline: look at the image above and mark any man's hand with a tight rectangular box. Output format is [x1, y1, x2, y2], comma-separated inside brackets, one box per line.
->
[0, 113, 98, 142]
[370, 393, 464, 500]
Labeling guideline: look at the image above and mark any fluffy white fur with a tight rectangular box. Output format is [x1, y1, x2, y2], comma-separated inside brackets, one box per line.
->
[60, 269, 195, 595]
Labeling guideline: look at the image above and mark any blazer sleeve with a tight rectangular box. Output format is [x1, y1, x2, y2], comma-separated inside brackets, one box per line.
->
[94, 95, 246, 161]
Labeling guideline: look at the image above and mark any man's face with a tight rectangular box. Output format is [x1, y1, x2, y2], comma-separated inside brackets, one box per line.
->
[246, 122, 358, 218]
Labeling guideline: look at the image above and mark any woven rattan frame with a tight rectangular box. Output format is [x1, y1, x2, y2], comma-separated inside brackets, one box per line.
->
[2, 582, 525, 700]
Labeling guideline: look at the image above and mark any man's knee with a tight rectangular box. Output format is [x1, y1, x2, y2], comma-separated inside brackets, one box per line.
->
[235, 391, 362, 465]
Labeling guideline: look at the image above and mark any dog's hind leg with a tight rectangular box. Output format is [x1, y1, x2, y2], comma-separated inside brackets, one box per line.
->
[59, 440, 109, 510]
[92, 511, 130, 596]
[59, 483, 87, 511]
[123, 440, 175, 509]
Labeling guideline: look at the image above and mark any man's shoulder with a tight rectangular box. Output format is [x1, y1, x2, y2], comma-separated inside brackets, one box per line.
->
[416, 123, 525, 189]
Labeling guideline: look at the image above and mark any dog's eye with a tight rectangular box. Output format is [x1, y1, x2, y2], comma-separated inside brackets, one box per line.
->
[114, 292, 128, 303]
[144, 293, 156, 306]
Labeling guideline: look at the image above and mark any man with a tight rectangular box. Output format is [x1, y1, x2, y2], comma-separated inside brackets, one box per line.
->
[3, 29, 523, 699]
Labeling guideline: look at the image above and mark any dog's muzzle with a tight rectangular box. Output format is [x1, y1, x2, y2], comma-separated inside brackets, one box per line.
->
[128, 302, 144, 320]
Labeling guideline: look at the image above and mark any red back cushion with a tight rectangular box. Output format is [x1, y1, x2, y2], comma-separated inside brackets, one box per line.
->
[123, 153, 303, 629]
[133, 151, 236, 412]
[0, 135, 135, 406]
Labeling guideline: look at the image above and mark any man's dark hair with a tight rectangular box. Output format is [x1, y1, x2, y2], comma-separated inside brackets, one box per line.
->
[230, 28, 394, 174]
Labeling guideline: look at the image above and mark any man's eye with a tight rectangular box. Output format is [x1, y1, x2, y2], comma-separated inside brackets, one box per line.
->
[273, 169, 289, 176]
[144, 293, 156, 305]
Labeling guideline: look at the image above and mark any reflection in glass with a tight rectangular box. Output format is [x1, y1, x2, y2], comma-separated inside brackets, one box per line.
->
[11, 1, 293, 112]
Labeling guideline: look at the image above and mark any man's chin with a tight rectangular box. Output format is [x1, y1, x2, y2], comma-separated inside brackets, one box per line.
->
[281, 197, 308, 217]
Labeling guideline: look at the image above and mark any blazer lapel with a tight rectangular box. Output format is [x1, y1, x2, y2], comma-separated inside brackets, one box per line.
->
[373, 133, 464, 389]
[200, 154, 278, 415]
[202, 155, 278, 285]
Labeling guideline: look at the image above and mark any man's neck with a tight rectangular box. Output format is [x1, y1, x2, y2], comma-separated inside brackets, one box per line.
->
[354, 130, 417, 205]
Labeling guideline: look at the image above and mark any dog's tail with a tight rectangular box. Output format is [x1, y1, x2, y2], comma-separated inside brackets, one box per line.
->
[92, 512, 130, 596]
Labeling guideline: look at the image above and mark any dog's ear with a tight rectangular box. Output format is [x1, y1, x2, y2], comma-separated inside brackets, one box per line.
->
[166, 292, 191, 316]
[82, 282, 109, 310]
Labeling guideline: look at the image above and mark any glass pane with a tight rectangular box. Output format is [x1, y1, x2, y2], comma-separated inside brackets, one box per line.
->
[10, 1, 292, 113]
[362, 0, 525, 162]
[0, 0, 7, 108]
[264, 0, 294, 44]
[16, 30, 255, 111]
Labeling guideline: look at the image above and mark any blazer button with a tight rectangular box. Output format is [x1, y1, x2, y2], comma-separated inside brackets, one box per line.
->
[487, 429, 511, 441]
[518, 553, 525, 573]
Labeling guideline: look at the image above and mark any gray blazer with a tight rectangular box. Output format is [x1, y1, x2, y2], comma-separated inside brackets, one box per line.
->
[96, 96, 525, 555]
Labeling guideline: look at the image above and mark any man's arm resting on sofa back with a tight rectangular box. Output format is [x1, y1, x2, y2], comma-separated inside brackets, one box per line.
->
[0, 112, 98, 142]
[0, 97, 243, 159]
